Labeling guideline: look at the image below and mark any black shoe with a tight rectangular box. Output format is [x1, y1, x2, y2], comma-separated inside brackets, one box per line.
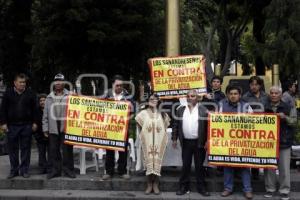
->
[176, 187, 190, 195]
[21, 173, 30, 178]
[7, 172, 18, 179]
[64, 170, 76, 178]
[47, 172, 61, 179]
[198, 189, 210, 196]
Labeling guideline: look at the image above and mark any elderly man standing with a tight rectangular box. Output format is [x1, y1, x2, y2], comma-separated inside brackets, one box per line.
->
[43, 73, 75, 179]
[172, 89, 210, 196]
[264, 86, 297, 200]
[0, 73, 38, 179]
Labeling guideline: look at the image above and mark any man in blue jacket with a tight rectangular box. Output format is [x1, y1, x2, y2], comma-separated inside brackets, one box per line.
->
[219, 85, 253, 199]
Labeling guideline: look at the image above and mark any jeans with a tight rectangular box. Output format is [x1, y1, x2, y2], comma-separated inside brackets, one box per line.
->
[224, 167, 252, 192]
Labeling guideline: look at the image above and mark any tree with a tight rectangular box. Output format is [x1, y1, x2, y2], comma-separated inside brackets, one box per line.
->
[262, 0, 300, 79]
[182, 0, 255, 78]
[0, 0, 32, 85]
[30, 0, 165, 92]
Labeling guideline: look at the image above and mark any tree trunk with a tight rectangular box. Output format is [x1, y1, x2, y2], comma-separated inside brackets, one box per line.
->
[222, 30, 232, 76]
[205, 24, 217, 81]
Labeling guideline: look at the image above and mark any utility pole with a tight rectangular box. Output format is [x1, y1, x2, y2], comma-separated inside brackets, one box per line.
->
[165, 0, 180, 56]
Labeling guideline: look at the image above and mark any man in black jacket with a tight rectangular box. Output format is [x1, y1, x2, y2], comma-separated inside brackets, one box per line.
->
[172, 89, 210, 196]
[202, 76, 225, 111]
[263, 86, 297, 200]
[0, 73, 38, 179]
[102, 75, 133, 180]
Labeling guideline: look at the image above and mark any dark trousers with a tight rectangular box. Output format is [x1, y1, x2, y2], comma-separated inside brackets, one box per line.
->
[49, 132, 74, 174]
[36, 139, 50, 171]
[179, 139, 206, 190]
[105, 146, 128, 175]
[7, 124, 32, 174]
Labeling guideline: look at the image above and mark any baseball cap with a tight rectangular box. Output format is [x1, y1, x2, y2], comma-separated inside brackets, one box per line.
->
[54, 73, 65, 81]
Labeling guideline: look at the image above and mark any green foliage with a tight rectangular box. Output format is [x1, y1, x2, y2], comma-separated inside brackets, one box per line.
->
[0, 0, 299, 89]
[262, 0, 300, 76]
[0, 0, 165, 92]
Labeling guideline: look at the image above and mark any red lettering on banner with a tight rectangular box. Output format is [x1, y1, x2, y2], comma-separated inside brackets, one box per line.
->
[154, 70, 164, 77]
[229, 129, 275, 140]
[68, 110, 80, 119]
[82, 129, 91, 136]
[229, 148, 239, 155]
[84, 112, 125, 125]
[241, 149, 257, 156]
[211, 128, 224, 138]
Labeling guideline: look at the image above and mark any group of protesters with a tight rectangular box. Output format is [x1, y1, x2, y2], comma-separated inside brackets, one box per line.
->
[0, 72, 298, 200]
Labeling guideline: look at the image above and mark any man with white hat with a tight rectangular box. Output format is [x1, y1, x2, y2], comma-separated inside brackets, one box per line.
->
[43, 73, 76, 179]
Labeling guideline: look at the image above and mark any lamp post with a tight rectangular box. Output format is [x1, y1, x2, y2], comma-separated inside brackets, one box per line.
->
[165, 0, 180, 56]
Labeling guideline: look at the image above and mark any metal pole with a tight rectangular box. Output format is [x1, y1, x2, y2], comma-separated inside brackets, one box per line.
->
[272, 64, 279, 86]
[214, 64, 221, 76]
[165, 0, 180, 56]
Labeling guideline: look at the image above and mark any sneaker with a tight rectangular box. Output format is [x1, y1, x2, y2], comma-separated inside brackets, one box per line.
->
[102, 174, 112, 180]
[264, 191, 274, 198]
[280, 193, 290, 200]
[119, 174, 131, 180]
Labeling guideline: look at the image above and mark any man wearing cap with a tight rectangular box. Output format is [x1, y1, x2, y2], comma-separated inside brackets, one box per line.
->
[0, 73, 38, 179]
[43, 73, 75, 179]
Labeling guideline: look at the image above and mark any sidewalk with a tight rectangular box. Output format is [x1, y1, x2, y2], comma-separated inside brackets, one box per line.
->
[0, 148, 299, 200]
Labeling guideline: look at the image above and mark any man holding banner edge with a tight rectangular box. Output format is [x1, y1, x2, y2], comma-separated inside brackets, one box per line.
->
[263, 86, 297, 200]
[102, 75, 133, 180]
[218, 85, 253, 199]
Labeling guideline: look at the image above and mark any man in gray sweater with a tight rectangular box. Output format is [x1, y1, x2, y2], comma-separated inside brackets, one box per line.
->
[43, 73, 75, 179]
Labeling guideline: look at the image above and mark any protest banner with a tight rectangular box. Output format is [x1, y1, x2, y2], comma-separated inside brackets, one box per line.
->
[64, 95, 130, 151]
[208, 112, 279, 169]
[296, 99, 300, 109]
[148, 55, 207, 99]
